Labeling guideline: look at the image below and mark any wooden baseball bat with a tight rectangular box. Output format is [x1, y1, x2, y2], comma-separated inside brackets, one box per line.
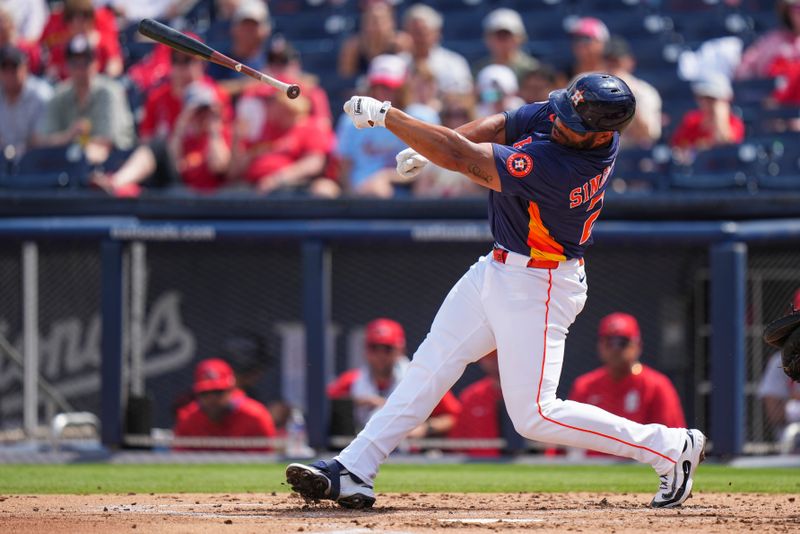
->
[137, 18, 301, 99]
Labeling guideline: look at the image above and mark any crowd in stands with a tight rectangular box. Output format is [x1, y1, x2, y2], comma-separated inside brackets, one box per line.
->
[0, 0, 798, 195]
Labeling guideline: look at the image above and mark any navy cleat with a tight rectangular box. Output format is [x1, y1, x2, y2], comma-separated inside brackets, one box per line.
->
[286, 459, 376, 509]
[651, 429, 706, 508]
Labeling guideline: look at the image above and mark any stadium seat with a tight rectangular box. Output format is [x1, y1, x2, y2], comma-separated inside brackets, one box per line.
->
[739, 105, 800, 136]
[757, 139, 800, 190]
[733, 78, 776, 107]
[669, 143, 761, 190]
[612, 145, 671, 191]
[440, 8, 492, 42]
[0, 145, 89, 190]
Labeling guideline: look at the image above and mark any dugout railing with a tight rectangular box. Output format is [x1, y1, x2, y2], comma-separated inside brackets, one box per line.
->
[1, 216, 799, 457]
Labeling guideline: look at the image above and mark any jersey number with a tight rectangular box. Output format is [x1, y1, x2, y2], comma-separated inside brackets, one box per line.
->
[579, 192, 605, 245]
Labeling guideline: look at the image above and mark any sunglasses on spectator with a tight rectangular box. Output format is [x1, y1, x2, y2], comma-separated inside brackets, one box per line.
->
[197, 389, 229, 397]
[490, 29, 515, 39]
[601, 336, 632, 349]
[367, 343, 396, 353]
[66, 10, 94, 21]
[0, 61, 19, 70]
[572, 35, 595, 44]
[171, 54, 195, 65]
[67, 56, 93, 67]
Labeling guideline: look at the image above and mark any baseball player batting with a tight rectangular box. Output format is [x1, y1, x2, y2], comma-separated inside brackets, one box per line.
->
[286, 72, 705, 509]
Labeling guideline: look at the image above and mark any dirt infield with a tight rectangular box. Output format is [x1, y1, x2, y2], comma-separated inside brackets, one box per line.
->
[1, 492, 798, 533]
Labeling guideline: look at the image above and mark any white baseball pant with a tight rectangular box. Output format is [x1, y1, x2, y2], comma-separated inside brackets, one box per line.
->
[336, 252, 686, 483]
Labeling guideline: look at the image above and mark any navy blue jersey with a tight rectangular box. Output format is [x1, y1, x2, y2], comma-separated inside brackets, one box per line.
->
[489, 101, 619, 261]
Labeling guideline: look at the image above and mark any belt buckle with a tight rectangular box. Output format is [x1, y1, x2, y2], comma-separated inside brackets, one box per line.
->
[492, 248, 508, 264]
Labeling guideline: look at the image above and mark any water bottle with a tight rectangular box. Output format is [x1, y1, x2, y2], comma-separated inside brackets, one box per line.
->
[286, 408, 313, 458]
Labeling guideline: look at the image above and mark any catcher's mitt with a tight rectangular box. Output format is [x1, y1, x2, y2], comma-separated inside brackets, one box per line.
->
[763, 310, 800, 382]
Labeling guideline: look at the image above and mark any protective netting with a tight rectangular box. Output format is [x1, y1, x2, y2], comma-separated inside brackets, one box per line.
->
[139, 242, 303, 431]
[2, 236, 796, 455]
[0, 242, 101, 436]
[330, 241, 707, 448]
[746, 246, 800, 451]
[0, 243, 22, 432]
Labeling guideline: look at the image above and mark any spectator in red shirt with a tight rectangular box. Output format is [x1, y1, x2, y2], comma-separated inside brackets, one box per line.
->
[229, 85, 333, 195]
[39, 0, 122, 80]
[138, 50, 232, 142]
[0, 7, 42, 75]
[93, 81, 232, 195]
[736, 0, 800, 81]
[568, 313, 686, 457]
[448, 350, 503, 457]
[327, 318, 461, 437]
[173, 358, 276, 452]
[670, 73, 745, 152]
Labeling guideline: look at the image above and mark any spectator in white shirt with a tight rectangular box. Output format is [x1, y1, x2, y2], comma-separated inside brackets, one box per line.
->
[401, 3, 473, 97]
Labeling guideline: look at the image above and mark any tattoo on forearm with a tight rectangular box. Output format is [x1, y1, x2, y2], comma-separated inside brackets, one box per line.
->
[468, 163, 492, 184]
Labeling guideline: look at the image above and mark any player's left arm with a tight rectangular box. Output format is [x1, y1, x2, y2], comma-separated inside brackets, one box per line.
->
[384, 107, 501, 191]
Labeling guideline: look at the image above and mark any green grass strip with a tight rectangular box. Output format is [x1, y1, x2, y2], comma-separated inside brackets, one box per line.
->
[0, 464, 797, 495]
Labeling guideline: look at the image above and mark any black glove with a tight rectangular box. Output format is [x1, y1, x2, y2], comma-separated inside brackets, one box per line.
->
[763, 311, 800, 382]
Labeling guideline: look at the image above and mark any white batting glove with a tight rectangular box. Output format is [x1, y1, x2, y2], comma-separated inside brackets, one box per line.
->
[395, 147, 429, 180]
[343, 96, 392, 129]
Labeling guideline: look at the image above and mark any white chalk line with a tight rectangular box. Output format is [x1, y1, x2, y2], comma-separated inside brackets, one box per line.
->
[440, 518, 546, 524]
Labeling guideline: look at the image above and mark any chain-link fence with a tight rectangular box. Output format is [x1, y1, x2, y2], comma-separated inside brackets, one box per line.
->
[745, 247, 800, 451]
[0, 243, 22, 432]
[1, 226, 798, 456]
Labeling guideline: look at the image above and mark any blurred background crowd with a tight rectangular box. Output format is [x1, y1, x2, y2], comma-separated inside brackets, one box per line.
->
[1, 0, 799, 197]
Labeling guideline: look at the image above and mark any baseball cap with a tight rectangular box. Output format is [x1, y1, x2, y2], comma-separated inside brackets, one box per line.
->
[267, 36, 299, 66]
[367, 54, 407, 89]
[570, 17, 610, 42]
[193, 358, 236, 393]
[483, 8, 527, 38]
[604, 35, 632, 60]
[66, 34, 95, 59]
[0, 46, 26, 66]
[598, 312, 641, 340]
[233, 0, 270, 25]
[365, 318, 405, 348]
[183, 82, 218, 108]
[691, 72, 733, 100]
[477, 64, 518, 102]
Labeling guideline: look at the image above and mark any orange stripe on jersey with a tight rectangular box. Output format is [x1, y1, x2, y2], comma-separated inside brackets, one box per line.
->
[526, 201, 566, 262]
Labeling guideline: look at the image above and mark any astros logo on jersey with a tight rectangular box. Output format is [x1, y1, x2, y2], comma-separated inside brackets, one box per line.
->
[570, 89, 585, 107]
[506, 153, 533, 178]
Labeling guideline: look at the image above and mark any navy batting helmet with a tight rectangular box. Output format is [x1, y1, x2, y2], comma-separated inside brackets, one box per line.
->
[549, 73, 636, 133]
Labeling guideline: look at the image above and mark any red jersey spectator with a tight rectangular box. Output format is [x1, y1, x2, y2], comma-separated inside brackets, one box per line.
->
[139, 50, 232, 142]
[266, 37, 332, 130]
[670, 73, 745, 151]
[736, 0, 800, 80]
[448, 351, 503, 457]
[568, 313, 686, 453]
[230, 85, 333, 194]
[0, 7, 42, 75]
[93, 81, 232, 195]
[327, 318, 461, 437]
[174, 358, 276, 452]
[39, 0, 122, 80]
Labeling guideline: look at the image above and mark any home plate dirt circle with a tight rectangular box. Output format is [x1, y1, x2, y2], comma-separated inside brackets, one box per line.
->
[0, 492, 796, 533]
